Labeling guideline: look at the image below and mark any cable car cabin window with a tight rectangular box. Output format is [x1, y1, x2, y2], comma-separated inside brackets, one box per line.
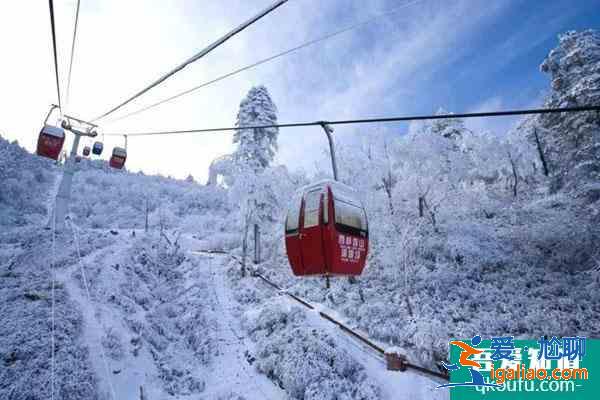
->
[303, 190, 321, 228]
[334, 199, 367, 236]
[285, 192, 303, 234]
[285, 207, 300, 235]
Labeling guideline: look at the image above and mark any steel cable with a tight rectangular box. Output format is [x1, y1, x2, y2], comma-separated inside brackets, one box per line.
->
[91, 0, 289, 122]
[48, 0, 63, 111]
[103, 0, 425, 124]
[50, 208, 56, 400]
[65, 0, 82, 112]
[103, 105, 600, 137]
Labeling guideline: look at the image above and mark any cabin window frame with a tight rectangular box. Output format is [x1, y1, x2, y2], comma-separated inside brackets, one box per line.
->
[303, 189, 321, 228]
[285, 193, 302, 234]
[333, 197, 367, 236]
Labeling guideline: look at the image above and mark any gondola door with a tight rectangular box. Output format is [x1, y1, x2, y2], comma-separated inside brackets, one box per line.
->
[299, 189, 327, 275]
[285, 193, 304, 275]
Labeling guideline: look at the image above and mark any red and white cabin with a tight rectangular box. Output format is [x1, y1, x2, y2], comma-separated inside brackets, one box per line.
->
[285, 180, 368, 276]
[109, 147, 127, 169]
[36, 125, 65, 160]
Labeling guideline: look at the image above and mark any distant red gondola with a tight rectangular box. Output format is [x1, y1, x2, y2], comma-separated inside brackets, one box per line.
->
[37, 124, 65, 160]
[82, 145, 91, 156]
[109, 147, 127, 169]
[285, 180, 368, 276]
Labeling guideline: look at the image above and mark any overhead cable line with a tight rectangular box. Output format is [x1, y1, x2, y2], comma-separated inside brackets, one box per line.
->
[50, 210, 56, 400]
[104, 105, 600, 137]
[48, 0, 63, 111]
[65, 0, 82, 112]
[103, 0, 426, 125]
[91, 0, 289, 123]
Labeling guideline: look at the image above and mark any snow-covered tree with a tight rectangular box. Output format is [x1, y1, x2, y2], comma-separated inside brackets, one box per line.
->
[228, 157, 303, 268]
[418, 108, 469, 141]
[538, 30, 600, 194]
[400, 113, 472, 226]
[228, 85, 287, 271]
[462, 128, 538, 199]
[233, 85, 279, 170]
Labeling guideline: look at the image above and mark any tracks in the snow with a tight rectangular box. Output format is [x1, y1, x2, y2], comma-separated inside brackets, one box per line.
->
[190, 251, 286, 399]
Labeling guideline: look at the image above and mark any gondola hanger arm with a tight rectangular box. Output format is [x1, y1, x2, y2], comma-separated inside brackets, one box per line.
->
[318, 121, 338, 181]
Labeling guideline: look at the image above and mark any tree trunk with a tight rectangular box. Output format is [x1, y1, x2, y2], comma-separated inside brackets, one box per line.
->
[418, 196, 425, 217]
[241, 222, 248, 277]
[422, 197, 437, 229]
[382, 141, 396, 216]
[253, 224, 260, 264]
[533, 127, 549, 176]
[508, 151, 519, 198]
[358, 284, 365, 303]
[383, 174, 395, 216]
[404, 294, 414, 317]
[145, 198, 149, 232]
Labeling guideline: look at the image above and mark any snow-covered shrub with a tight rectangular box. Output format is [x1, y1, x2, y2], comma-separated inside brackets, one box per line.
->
[122, 235, 213, 396]
[225, 258, 269, 305]
[242, 300, 380, 400]
[101, 328, 125, 360]
[0, 229, 100, 399]
[0, 136, 56, 226]
[68, 158, 229, 232]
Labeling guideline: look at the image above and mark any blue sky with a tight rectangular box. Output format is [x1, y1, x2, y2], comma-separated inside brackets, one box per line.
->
[0, 0, 599, 180]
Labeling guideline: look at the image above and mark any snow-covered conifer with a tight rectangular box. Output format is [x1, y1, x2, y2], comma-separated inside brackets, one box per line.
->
[233, 85, 279, 170]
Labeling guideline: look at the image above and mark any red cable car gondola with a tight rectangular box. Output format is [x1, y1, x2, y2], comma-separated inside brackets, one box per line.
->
[36, 106, 65, 160]
[82, 145, 91, 156]
[109, 147, 127, 169]
[285, 180, 368, 277]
